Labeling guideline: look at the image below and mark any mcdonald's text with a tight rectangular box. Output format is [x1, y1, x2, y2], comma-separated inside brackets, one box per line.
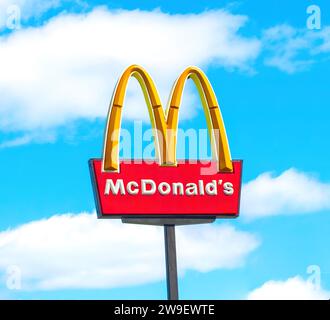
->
[104, 179, 234, 196]
[89, 160, 242, 217]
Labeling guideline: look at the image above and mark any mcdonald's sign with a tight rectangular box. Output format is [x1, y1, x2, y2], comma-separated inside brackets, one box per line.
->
[89, 65, 242, 218]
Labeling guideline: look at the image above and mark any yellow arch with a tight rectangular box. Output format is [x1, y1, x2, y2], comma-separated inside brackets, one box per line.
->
[102, 65, 168, 171]
[166, 66, 233, 172]
[102, 65, 233, 173]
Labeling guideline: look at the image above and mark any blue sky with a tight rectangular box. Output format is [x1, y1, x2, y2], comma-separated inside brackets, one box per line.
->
[0, 0, 329, 299]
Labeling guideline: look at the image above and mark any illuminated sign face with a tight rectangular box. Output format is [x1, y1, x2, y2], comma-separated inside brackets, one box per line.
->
[89, 65, 242, 218]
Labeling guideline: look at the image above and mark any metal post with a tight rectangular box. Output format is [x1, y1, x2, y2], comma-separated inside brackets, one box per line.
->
[164, 225, 179, 300]
[122, 217, 215, 300]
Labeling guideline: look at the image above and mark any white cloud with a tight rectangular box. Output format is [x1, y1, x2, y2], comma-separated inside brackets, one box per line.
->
[0, 130, 56, 148]
[2, 6, 329, 148]
[0, 7, 260, 139]
[0, 134, 33, 148]
[241, 168, 330, 220]
[0, 212, 259, 290]
[263, 24, 330, 73]
[247, 276, 329, 300]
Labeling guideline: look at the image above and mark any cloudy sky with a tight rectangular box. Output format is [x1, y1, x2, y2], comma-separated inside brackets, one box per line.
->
[0, 0, 329, 299]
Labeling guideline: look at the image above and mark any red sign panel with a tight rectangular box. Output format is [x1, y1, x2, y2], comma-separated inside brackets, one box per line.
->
[89, 159, 243, 218]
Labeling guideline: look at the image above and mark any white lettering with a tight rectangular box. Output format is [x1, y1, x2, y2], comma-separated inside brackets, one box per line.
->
[223, 182, 234, 195]
[186, 183, 198, 196]
[198, 180, 205, 195]
[103, 179, 235, 196]
[141, 179, 156, 195]
[105, 179, 125, 195]
[158, 182, 171, 195]
[205, 180, 217, 195]
[127, 181, 139, 195]
[307, 5, 321, 30]
[172, 182, 184, 195]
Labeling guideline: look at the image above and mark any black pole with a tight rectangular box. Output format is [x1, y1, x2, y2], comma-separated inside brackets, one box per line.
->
[164, 224, 179, 300]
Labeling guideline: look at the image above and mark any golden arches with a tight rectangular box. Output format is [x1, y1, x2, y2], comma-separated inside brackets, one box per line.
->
[102, 65, 233, 173]
[102, 65, 168, 172]
[166, 67, 233, 172]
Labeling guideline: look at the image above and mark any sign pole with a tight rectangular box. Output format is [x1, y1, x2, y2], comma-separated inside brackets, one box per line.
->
[122, 218, 216, 300]
[164, 224, 179, 300]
